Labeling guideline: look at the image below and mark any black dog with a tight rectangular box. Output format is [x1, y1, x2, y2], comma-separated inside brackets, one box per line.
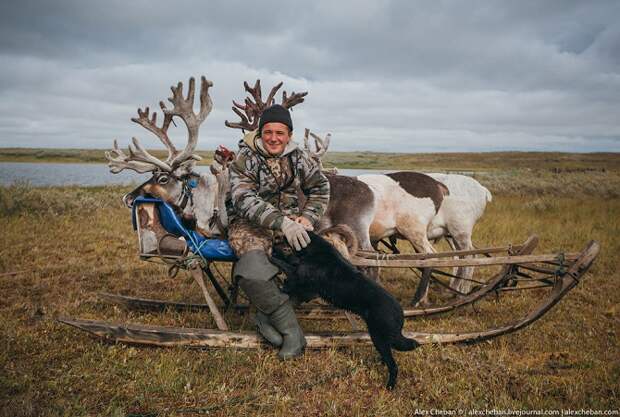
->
[271, 230, 419, 390]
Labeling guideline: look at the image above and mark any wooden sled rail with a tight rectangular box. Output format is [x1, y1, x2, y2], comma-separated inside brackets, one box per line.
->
[355, 239, 532, 260]
[351, 252, 579, 268]
[57, 241, 599, 349]
[94, 262, 527, 320]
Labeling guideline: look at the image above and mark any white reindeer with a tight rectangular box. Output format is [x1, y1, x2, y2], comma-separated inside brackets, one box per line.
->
[302, 130, 443, 257]
[357, 174, 438, 255]
[425, 173, 493, 294]
[305, 133, 492, 303]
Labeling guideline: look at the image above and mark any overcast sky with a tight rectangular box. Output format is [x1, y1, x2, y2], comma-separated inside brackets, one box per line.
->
[0, 1, 619, 153]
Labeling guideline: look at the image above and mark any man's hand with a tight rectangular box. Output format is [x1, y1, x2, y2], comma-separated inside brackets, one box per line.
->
[281, 217, 311, 251]
[293, 216, 314, 231]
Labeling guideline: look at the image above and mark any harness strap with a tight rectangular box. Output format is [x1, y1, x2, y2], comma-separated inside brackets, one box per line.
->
[176, 174, 199, 211]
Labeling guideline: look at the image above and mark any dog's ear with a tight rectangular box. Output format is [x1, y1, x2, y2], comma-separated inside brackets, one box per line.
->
[273, 245, 301, 265]
[269, 256, 297, 277]
[273, 245, 292, 259]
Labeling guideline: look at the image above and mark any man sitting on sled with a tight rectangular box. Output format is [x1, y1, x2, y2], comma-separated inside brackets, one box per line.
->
[228, 104, 330, 359]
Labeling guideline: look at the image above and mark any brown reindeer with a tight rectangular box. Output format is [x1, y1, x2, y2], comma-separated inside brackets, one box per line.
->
[106, 76, 230, 238]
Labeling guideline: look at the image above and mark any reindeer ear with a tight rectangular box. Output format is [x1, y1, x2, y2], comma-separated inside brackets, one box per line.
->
[174, 159, 196, 177]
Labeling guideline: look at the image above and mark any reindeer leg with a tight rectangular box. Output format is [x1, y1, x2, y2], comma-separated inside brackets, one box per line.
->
[397, 226, 436, 306]
[412, 267, 432, 307]
[450, 232, 475, 294]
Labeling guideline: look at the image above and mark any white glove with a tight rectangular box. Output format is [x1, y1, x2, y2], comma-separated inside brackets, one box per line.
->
[281, 217, 311, 251]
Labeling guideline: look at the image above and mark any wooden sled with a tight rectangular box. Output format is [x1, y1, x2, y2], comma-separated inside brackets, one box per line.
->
[89, 234, 578, 319]
[58, 238, 599, 349]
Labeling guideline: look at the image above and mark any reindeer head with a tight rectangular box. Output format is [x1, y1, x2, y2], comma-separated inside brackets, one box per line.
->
[106, 76, 231, 237]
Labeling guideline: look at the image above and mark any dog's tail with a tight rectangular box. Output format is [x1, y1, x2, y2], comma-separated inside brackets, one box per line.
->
[392, 334, 420, 351]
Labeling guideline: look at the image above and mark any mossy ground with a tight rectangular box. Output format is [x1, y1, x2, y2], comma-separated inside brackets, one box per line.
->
[1, 154, 619, 416]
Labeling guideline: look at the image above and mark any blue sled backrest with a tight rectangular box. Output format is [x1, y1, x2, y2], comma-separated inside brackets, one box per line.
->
[132, 196, 237, 262]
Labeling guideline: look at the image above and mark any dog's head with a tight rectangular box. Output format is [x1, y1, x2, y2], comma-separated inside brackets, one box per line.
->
[271, 242, 301, 277]
[272, 242, 298, 263]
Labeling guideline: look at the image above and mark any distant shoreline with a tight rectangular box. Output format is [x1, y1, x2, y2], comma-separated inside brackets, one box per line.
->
[0, 147, 618, 171]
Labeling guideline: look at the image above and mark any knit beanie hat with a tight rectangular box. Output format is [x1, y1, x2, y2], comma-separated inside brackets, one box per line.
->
[258, 104, 293, 133]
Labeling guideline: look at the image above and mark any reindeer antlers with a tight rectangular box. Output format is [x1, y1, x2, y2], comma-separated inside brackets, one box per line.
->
[304, 129, 332, 161]
[282, 90, 308, 109]
[303, 129, 337, 173]
[107, 76, 213, 174]
[225, 80, 308, 132]
[161, 76, 212, 167]
[105, 140, 170, 174]
[131, 106, 176, 162]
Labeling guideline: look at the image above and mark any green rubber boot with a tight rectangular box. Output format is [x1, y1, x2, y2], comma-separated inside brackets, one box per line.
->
[235, 250, 288, 348]
[254, 311, 283, 347]
[269, 300, 306, 360]
[235, 250, 305, 357]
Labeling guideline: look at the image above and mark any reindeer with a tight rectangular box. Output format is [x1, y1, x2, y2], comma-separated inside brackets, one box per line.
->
[300, 129, 444, 259]
[106, 76, 230, 238]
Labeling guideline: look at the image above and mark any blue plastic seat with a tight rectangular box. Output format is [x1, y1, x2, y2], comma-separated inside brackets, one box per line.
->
[132, 196, 237, 262]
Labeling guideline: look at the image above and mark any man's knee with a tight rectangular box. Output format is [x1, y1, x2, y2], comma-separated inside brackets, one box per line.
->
[228, 220, 273, 257]
[233, 249, 279, 282]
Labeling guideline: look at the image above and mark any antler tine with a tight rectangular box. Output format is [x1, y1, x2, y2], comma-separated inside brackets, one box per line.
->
[198, 76, 214, 123]
[105, 140, 162, 174]
[227, 80, 289, 132]
[282, 90, 308, 110]
[309, 132, 331, 156]
[244, 79, 283, 110]
[264, 81, 283, 107]
[303, 128, 313, 154]
[163, 76, 212, 167]
[303, 129, 331, 160]
[131, 106, 177, 162]
[224, 105, 258, 131]
[127, 137, 173, 172]
[243, 80, 262, 106]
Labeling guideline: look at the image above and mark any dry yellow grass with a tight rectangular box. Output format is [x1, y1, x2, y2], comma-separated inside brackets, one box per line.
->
[1, 170, 619, 415]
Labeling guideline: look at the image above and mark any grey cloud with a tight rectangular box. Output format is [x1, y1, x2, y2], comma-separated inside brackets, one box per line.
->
[0, 0, 618, 153]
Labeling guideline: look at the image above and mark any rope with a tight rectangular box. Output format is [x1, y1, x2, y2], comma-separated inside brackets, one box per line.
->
[554, 253, 567, 281]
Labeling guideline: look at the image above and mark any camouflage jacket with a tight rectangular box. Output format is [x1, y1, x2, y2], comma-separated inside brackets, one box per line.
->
[228, 130, 330, 230]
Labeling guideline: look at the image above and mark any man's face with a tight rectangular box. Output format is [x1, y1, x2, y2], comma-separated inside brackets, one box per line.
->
[261, 122, 291, 156]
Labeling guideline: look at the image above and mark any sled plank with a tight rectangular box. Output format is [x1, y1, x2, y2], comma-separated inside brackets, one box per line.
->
[351, 252, 578, 268]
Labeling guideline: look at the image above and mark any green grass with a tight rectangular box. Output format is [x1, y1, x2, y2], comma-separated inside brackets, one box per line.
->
[1, 160, 619, 416]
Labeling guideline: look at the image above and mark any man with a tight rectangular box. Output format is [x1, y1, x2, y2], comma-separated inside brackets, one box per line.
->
[228, 104, 330, 359]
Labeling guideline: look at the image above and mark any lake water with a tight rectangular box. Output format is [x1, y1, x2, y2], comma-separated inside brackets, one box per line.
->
[0, 162, 394, 187]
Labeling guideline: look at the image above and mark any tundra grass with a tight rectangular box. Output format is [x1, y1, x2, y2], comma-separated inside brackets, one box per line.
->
[1, 188, 619, 415]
